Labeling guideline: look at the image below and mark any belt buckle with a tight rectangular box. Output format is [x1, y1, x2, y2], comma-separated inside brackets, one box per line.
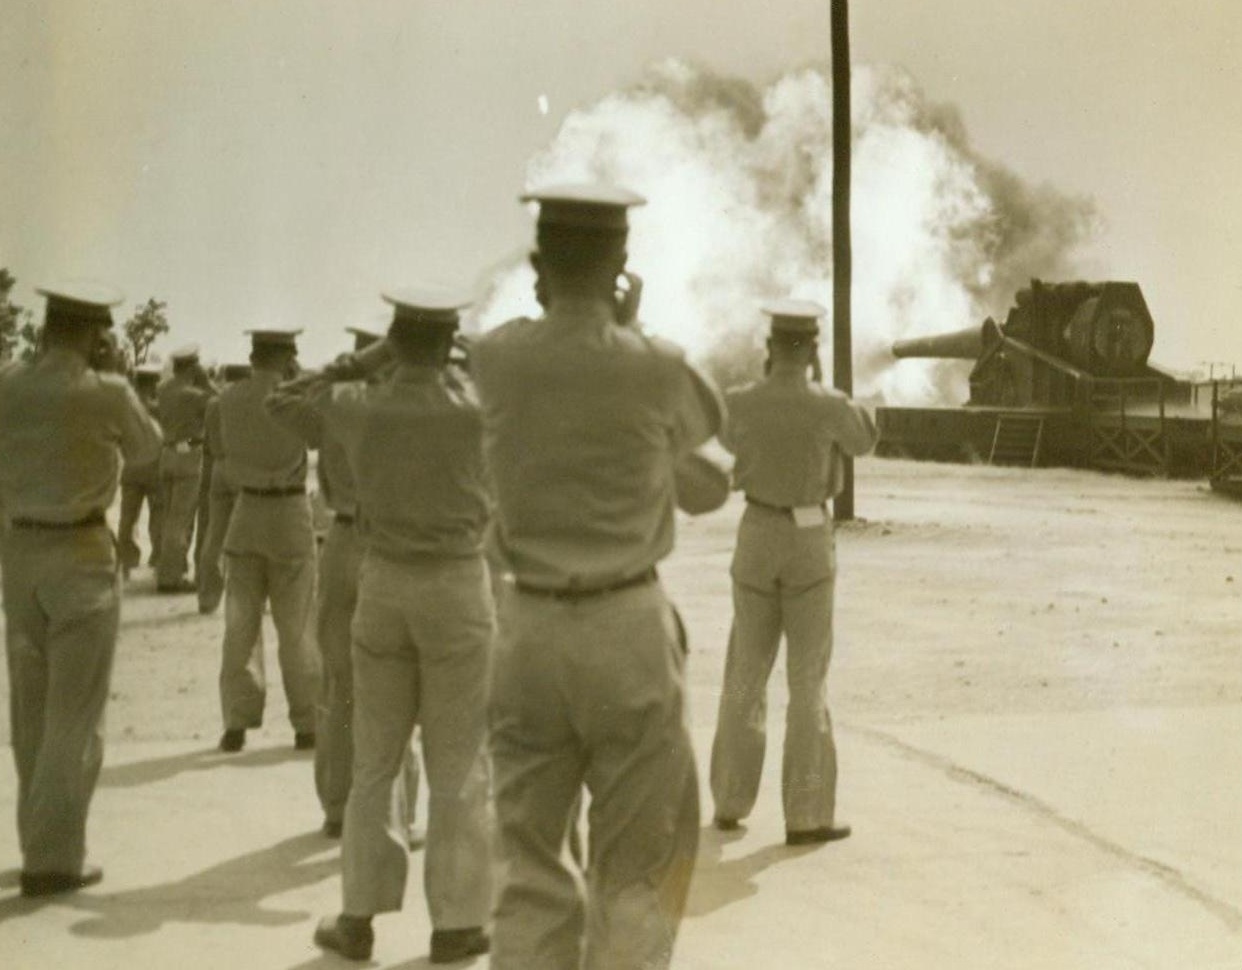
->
[792, 505, 826, 528]
[175, 441, 191, 455]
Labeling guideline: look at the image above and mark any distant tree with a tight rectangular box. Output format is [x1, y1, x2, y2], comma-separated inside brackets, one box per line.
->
[1, 268, 40, 363]
[123, 298, 170, 367]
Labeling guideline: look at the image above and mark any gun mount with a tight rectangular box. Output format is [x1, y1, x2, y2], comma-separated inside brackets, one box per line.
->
[892, 280, 1171, 408]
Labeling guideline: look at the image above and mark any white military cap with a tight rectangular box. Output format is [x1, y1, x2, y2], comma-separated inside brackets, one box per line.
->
[345, 324, 385, 350]
[35, 280, 124, 326]
[762, 298, 827, 336]
[244, 328, 302, 349]
[521, 183, 647, 231]
[133, 364, 163, 387]
[381, 287, 474, 327]
[170, 344, 200, 363]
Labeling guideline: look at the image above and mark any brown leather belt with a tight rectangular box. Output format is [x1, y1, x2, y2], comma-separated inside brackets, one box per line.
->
[745, 495, 826, 516]
[515, 567, 658, 602]
[10, 510, 106, 530]
[241, 485, 306, 497]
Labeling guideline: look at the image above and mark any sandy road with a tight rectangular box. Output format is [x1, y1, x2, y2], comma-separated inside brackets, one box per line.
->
[1, 458, 1240, 968]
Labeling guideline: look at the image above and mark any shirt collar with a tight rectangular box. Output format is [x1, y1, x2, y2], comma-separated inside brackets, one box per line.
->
[392, 363, 443, 384]
[38, 347, 90, 373]
[543, 295, 616, 328]
[767, 363, 810, 384]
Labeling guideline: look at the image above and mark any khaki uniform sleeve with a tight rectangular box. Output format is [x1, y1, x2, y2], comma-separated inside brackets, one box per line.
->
[117, 381, 163, 466]
[193, 386, 213, 425]
[264, 380, 328, 449]
[821, 390, 879, 457]
[670, 358, 724, 456]
[717, 388, 742, 455]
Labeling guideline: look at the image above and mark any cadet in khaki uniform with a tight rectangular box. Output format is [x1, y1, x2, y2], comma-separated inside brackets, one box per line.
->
[216, 330, 320, 752]
[280, 292, 493, 965]
[0, 281, 162, 896]
[118, 365, 166, 576]
[155, 345, 214, 592]
[267, 328, 421, 844]
[709, 300, 878, 845]
[196, 363, 250, 614]
[472, 185, 724, 970]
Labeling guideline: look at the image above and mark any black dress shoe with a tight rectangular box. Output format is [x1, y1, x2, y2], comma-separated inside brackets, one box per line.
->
[294, 731, 316, 751]
[430, 927, 489, 964]
[713, 816, 741, 832]
[219, 729, 246, 752]
[322, 819, 343, 839]
[786, 823, 852, 846]
[21, 865, 103, 897]
[313, 914, 374, 961]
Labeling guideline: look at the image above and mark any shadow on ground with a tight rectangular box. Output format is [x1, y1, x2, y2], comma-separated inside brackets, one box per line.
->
[0, 832, 340, 938]
[100, 744, 311, 788]
[685, 823, 817, 919]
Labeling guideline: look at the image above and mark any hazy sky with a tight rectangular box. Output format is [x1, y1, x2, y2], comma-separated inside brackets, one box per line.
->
[2, 1, 1239, 375]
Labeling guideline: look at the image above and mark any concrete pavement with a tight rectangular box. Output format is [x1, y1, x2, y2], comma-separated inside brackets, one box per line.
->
[2, 706, 1240, 969]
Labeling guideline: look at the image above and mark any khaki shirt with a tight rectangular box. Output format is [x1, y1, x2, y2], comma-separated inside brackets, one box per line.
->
[316, 434, 357, 517]
[121, 394, 163, 486]
[471, 297, 723, 588]
[724, 369, 878, 508]
[218, 370, 308, 491]
[156, 375, 211, 444]
[264, 381, 359, 518]
[319, 365, 490, 562]
[203, 399, 235, 497]
[0, 348, 163, 522]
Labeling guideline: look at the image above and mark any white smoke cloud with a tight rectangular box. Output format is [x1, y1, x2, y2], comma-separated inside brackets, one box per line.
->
[477, 59, 1096, 404]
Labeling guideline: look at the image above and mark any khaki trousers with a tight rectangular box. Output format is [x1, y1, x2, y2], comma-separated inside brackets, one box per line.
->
[315, 520, 420, 829]
[218, 552, 318, 733]
[341, 552, 492, 925]
[709, 504, 839, 831]
[156, 445, 203, 587]
[192, 452, 212, 576]
[2, 525, 119, 873]
[489, 581, 699, 970]
[118, 478, 164, 572]
[196, 484, 234, 614]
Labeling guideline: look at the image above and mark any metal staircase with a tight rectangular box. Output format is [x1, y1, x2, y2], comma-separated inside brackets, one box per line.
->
[989, 414, 1045, 467]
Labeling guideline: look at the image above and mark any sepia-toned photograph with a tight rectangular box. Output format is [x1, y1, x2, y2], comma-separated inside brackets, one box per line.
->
[1, 2, 1240, 967]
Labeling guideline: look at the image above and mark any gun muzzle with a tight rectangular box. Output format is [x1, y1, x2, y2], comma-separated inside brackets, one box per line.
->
[891, 325, 985, 360]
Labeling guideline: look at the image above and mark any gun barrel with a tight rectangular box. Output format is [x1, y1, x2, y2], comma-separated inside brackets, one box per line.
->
[891, 325, 984, 360]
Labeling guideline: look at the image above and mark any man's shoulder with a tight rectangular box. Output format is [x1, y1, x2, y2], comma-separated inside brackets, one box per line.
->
[726, 379, 761, 399]
[806, 382, 854, 409]
[475, 316, 538, 351]
[95, 371, 132, 393]
[219, 377, 254, 401]
[217, 377, 259, 417]
[724, 379, 765, 410]
[636, 331, 689, 365]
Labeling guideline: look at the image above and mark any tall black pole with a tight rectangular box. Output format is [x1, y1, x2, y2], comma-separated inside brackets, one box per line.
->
[831, 0, 855, 520]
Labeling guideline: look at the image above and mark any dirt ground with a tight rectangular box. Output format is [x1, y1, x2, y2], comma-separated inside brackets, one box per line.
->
[1, 457, 1240, 968]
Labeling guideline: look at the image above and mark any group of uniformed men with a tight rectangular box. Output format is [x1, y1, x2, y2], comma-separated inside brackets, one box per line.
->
[0, 183, 877, 968]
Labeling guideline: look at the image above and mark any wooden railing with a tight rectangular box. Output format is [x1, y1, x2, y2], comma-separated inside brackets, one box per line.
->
[1210, 380, 1242, 486]
[1080, 376, 1169, 475]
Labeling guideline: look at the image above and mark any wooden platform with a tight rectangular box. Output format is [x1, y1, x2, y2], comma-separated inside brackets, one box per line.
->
[877, 406, 1214, 478]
